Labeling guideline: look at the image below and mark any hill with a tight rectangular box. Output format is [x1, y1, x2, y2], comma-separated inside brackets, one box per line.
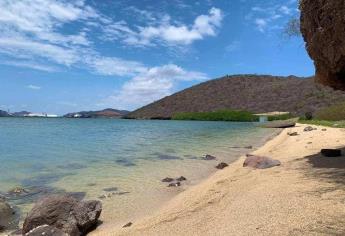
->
[0, 110, 11, 117]
[64, 108, 130, 118]
[126, 75, 345, 119]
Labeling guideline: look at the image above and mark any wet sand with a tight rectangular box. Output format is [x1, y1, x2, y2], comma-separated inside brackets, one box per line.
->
[92, 124, 345, 235]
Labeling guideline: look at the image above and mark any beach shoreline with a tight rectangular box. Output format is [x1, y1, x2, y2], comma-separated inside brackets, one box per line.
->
[91, 123, 345, 236]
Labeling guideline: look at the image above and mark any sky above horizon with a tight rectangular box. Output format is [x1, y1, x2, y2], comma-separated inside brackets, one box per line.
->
[0, 0, 314, 115]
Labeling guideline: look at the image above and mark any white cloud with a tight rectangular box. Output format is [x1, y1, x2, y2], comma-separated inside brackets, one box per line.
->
[0, 0, 211, 110]
[99, 64, 208, 109]
[0, 37, 79, 66]
[249, 1, 298, 33]
[225, 41, 241, 52]
[85, 56, 147, 77]
[255, 18, 267, 32]
[279, 6, 292, 15]
[27, 85, 41, 90]
[103, 7, 223, 46]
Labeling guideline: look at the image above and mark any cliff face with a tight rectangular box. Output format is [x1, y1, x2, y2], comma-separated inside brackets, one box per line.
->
[300, 0, 345, 90]
[126, 75, 345, 119]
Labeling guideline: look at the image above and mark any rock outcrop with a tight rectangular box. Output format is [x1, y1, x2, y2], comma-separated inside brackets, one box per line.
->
[0, 199, 16, 231]
[22, 195, 102, 236]
[300, 0, 345, 90]
[26, 225, 67, 236]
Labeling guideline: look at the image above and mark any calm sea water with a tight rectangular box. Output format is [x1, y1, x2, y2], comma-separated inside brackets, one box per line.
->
[0, 118, 276, 227]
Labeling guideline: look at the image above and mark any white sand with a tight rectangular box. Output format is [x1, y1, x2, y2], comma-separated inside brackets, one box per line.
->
[92, 124, 345, 236]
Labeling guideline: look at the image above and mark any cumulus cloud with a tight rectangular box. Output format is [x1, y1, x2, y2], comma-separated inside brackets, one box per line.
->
[0, 0, 214, 109]
[103, 7, 223, 46]
[99, 64, 208, 109]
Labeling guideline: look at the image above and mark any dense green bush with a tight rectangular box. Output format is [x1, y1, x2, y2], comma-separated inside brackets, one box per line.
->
[315, 103, 345, 121]
[172, 110, 259, 122]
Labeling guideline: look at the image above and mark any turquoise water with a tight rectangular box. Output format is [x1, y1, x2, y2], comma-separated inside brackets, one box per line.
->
[0, 118, 275, 227]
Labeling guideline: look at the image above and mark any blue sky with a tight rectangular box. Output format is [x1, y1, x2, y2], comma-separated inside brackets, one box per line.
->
[0, 0, 313, 114]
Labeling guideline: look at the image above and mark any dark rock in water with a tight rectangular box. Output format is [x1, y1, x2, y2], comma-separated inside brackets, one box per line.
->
[8, 187, 28, 196]
[202, 154, 217, 161]
[287, 132, 299, 136]
[215, 162, 229, 170]
[304, 126, 316, 132]
[161, 177, 174, 183]
[322, 128, 327, 131]
[22, 195, 102, 236]
[26, 225, 67, 236]
[156, 154, 182, 160]
[167, 182, 181, 187]
[115, 159, 136, 167]
[57, 163, 86, 170]
[321, 149, 342, 157]
[103, 187, 118, 192]
[66, 192, 86, 201]
[123, 222, 133, 228]
[243, 154, 281, 169]
[0, 199, 17, 231]
[176, 176, 187, 182]
[21, 172, 71, 187]
[116, 191, 130, 195]
[87, 183, 97, 187]
[231, 146, 253, 149]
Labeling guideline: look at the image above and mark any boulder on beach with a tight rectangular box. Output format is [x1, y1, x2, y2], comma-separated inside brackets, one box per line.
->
[22, 195, 102, 236]
[203, 154, 217, 160]
[176, 176, 187, 181]
[304, 126, 316, 132]
[243, 154, 281, 169]
[0, 199, 16, 231]
[161, 177, 174, 183]
[215, 162, 229, 170]
[168, 182, 181, 187]
[26, 225, 67, 236]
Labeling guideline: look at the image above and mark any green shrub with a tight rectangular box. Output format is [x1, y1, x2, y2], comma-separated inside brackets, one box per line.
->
[315, 103, 345, 121]
[172, 110, 259, 122]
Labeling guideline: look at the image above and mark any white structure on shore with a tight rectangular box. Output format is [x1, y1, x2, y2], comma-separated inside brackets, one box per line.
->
[24, 113, 58, 118]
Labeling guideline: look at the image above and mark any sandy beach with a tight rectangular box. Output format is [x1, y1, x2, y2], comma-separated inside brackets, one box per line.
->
[91, 124, 345, 236]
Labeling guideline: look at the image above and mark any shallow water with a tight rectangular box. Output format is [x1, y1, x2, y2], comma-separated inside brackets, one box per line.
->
[0, 118, 276, 229]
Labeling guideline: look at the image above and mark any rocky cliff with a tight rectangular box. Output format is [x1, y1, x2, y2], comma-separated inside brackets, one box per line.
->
[300, 0, 345, 90]
[126, 75, 345, 119]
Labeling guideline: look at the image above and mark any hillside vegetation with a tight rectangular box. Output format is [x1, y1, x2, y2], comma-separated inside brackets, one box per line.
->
[126, 75, 345, 119]
[172, 110, 258, 122]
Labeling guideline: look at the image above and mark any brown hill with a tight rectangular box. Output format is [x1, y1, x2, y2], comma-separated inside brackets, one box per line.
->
[64, 108, 130, 118]
[126, 75, 345, 119]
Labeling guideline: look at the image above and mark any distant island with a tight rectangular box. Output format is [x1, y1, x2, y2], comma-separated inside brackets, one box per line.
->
[0, 108, 130, 118]
[125, 75, 345, 120]
[63, 108, 130, 118]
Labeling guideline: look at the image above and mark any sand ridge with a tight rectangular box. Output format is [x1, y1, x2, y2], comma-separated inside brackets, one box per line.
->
[92, 124, 345, 236]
